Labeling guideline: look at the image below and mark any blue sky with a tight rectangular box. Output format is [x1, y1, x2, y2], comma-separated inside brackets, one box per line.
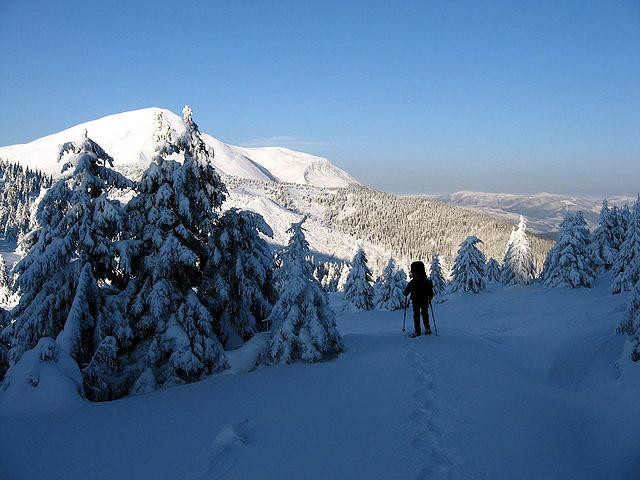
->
[1, 0, 639, 196]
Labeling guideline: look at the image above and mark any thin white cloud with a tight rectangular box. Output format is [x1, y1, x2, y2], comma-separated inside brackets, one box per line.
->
[240, 135, 342, 149]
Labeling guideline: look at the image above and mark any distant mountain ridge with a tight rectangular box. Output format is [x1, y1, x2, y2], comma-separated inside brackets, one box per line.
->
[435, 191, 635, 234]
[0, 107, 359, 189]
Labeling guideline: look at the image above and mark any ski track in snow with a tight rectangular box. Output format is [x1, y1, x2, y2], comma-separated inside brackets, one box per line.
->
[408, 338, 459, 480]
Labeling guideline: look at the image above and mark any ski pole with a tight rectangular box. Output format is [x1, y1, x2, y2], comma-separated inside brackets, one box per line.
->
[402, 296, 408, 333]
[429, 301, 439, 337]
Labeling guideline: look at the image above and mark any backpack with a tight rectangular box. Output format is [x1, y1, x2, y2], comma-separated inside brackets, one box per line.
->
[407, 261, 434, 302]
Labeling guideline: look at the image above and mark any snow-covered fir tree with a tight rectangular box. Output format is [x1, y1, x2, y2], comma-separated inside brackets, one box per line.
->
[610, 205, 627, 252]
[343, 246, 374, 310]
[1, 130, 133, 400]
[200, 208, 277, 347]
[0, 306, 8, 380]
[541, 211, 595, 288]
[152, 111, 175, 149]
[6, 201, 31, 241]
[312, 260, 330, 287]
[429, 253, 447, 297]
[450, 236, 487, 293]
[617, 281, 640, 362]
[486, 258, 502, 283]
[82, 335, 118, 400]
[0, 254, 11, 306]
[373, 258, 407, 310]
[620, 204, 631, 234]
[611, 196, 640, 294]
[337, 262, 351, 292]
[321, 261, 341, 292]
[501, 216, 536, 285]
[0, 256, 9, 381]
[117, 106, 228, 393]
[266, 218, 342, 363]
[588, 199, 618, 271]
[503, 226, 516, 258]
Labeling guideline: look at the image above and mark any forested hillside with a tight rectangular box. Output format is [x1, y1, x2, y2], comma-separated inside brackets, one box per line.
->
[321, 187, 554, 272]
[0, 160, 52, 242]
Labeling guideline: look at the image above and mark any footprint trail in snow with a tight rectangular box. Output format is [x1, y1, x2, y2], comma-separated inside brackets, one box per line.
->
[407, 340, 464, 480]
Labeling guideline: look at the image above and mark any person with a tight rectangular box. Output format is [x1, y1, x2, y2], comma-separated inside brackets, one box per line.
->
[403, 261, 434, 337]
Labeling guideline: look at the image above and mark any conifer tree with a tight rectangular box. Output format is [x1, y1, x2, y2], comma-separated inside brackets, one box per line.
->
[610, 205, 626, 252]
[503, 226, 516, 258]
[611, 196, 640, 294]
[0, 255, 11, 306]
[266, 219, 342, 363]
[501, 216, 536, 285]
[0, 307, 8, 381]
[337, 262, 350, 292]
[588, 199, 618, 271]
[486, 258, 502, 283]
[541, 211, 595, 288]
[117, 106, 228, 391]
[321, 262, 341, 292]
[343, 246, 374, 310]
[200, 208, 277, 347]
[311, 260, 326, 286]
[82, 336, 117, 400]
[450, 236, 487, 293]
[620, 204, 631, 234]
[1, 130, 132, 400]
[373, 258, 407, 310]
[429, 253, 447, 297]
[617, 282, 640, 362]
[152, 110, 175, 148]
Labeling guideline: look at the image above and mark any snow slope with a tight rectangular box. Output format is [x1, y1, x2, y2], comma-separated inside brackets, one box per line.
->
[234, 146, 358, 187]
[0, 108, 358, 188]
[2, 275, 638, 480]
[221, 182, 392, 271]
[436, 191, 635, 234]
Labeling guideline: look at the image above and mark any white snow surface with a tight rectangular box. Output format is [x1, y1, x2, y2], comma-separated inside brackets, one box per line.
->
[234, 145, 358, 187]
[0, 108, 358, 188]
[2, 275, 639, 480]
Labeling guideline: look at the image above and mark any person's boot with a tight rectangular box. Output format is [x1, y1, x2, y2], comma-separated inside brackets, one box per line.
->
[409, 331, 421, 338]
[425, 325, 432, 335]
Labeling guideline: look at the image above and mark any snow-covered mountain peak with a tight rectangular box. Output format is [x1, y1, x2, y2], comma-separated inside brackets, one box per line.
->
[0, 107, 359, 188]
[233, 145, 358, 188]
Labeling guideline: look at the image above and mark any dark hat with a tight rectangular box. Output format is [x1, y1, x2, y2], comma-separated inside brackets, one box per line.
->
[410, 261, 426, 277]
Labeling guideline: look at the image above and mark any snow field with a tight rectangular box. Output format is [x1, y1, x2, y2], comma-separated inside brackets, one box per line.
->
[2, 275, 638, 479]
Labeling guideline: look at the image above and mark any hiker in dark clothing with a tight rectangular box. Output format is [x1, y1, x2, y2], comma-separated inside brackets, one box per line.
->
[403, 261, 434, 337]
